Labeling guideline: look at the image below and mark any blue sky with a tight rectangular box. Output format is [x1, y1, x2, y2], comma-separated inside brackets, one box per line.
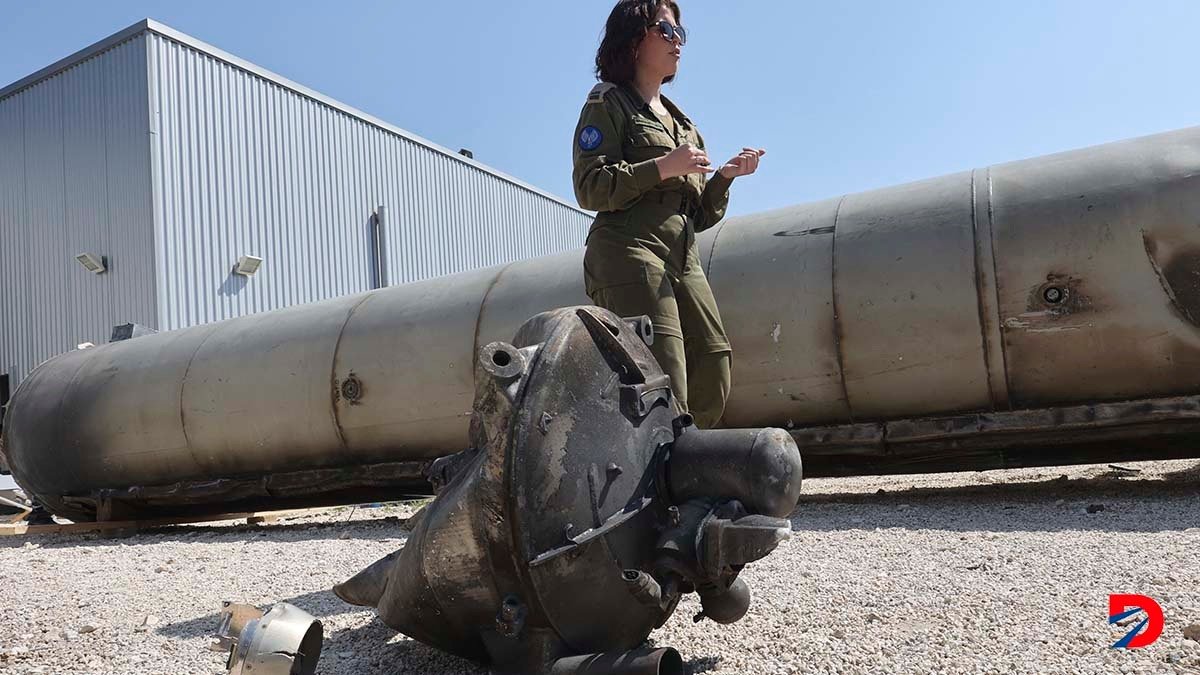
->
[2, 1, 1199, 216]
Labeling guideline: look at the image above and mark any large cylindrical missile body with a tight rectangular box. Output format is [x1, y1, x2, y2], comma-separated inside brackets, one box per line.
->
[6, 126, 1200, 520]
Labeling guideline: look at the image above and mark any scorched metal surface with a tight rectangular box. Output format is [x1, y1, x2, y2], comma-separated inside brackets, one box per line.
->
[333, 306, 801, 674]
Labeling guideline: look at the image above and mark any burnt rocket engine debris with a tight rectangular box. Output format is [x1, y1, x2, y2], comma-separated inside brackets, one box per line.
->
[209, 602, 323, 675]
[334, 307, 803, 675]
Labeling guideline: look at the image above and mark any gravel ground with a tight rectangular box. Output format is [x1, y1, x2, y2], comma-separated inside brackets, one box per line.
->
[1, 458, 1198, 675]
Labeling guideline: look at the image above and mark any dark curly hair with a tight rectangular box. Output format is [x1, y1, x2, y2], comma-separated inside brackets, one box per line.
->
[595, 0, 682, 85]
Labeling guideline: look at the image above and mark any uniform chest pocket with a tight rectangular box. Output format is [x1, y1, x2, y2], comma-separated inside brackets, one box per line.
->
[630, 127, 675, 146]
[625, 125, 676, 162]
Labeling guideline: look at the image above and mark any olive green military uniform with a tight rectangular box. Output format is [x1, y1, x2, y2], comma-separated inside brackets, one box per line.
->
[572, 81, 733, 428]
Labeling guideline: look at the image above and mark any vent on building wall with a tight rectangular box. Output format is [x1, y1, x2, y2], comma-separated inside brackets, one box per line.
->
[233, 255, 263, 276]
[75, 252, 107, 274]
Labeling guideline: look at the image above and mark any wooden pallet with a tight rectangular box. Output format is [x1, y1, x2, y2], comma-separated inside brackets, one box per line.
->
[0, 508, 314, 537]
[4, 508, 31, 525]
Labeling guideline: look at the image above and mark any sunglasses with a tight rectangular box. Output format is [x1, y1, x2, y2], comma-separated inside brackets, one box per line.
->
[650, 19, 687, 46]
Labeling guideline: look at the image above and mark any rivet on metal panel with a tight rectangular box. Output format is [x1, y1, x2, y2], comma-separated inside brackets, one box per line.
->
[340, 375, 364, 404]
[1029, 275, 1088, 317]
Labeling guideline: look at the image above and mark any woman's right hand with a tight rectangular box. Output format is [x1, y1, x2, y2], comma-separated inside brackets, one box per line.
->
[655, 144, 714, 180]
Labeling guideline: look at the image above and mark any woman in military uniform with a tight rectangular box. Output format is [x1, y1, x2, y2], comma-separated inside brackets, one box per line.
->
[573, 0, 764, 428]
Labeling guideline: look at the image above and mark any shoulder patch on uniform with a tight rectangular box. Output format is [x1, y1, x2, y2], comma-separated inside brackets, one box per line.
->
[578, 125, 604, 151]
[587, 82, 617, 103]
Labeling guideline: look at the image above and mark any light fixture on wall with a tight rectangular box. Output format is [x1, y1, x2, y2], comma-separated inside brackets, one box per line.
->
[75, 252, 107, 274]
[233, 255, 263, 276]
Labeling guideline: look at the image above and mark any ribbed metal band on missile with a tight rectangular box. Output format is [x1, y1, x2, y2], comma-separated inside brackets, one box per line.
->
[333, 306, 803, 675]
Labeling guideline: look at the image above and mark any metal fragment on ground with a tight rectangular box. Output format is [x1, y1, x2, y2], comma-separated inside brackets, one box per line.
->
[210, 602, 323, 675]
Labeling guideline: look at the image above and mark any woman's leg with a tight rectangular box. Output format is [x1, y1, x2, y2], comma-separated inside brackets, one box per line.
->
[684, 349, 730, 428]
[675, 261, 733, 428]
[651, 334, 689, 414]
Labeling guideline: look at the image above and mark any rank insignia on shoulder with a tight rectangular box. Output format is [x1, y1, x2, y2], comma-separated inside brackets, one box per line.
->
[587, 82, 616, 103]
[578, 126, 603, 151]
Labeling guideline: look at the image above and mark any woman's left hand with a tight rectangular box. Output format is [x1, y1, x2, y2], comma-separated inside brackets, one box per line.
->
[718, 147, 766, 179]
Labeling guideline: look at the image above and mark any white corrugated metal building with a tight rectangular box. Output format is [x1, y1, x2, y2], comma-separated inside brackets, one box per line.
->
[0, 19, 591, 400]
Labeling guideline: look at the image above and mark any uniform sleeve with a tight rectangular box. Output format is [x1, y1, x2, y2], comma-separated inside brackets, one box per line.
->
[692, 130, 732, 233]
[572, 95, 662, 212]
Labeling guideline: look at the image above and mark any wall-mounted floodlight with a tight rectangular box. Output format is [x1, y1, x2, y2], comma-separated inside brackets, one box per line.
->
[75, 252, 107, 274]
[233, 255, 263, 277]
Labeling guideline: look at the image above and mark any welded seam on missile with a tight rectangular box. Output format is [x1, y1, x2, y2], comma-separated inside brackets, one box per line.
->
[828, 195, 854, 422]
[970, 168, 1005, 411]
[328, 293, 378, 450]
[472, 263, 514, 369]
[178, 324, 222, 468]
[703, 222, 727, 278]
[985, 168, 1013, 409]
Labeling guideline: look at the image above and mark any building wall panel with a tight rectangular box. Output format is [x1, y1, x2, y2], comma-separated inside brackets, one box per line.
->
[0, 94, 29, 382]
[145, 31, 591, 331]
[0, 36, 156, 384]
[2, 21, 589, 385]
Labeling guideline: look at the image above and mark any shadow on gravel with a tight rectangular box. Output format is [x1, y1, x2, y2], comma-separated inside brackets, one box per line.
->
[158, 589, 361, 640]
[685, 655, 723, 673]
[320, 619, 484, 675]
[158, 593, 485, 674]
[161, 589, 725, 675]
[315, 626, 720, 675]
[791, 463, 1200, 533]
[1163, 461, 1200, 481]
